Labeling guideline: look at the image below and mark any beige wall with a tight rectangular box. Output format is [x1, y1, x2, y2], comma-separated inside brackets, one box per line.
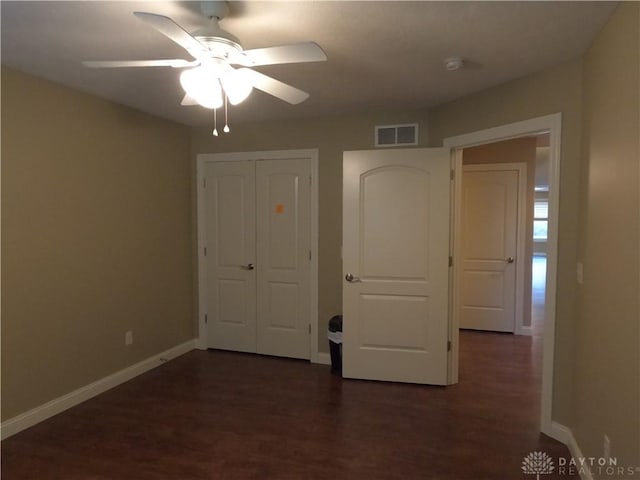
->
[462, 137, 537, 328]
[191, 110, 430, 353]
[1, 68, 194, 420]
[575, 2, 640, 468]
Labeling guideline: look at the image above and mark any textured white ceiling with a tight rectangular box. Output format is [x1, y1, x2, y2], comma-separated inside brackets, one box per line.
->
[1, 1, 616, 126]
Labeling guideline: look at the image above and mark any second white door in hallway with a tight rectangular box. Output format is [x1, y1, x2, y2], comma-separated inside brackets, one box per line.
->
[203, 157, 311, 359]
[459, 164, 526, 333]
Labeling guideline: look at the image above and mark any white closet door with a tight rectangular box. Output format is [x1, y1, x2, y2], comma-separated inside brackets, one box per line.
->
[256, 158, 311, 359]
[205, 161, 257, 353]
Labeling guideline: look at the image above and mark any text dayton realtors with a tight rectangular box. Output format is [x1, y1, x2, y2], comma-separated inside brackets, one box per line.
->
[558, 456, 639, 477]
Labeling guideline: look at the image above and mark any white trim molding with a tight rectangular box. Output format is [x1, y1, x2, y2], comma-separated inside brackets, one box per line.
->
[1, 340, 196, 440]
[313, 352, 331, 366]
[551, 422, 593, 480]
[444, 112, 562, 437]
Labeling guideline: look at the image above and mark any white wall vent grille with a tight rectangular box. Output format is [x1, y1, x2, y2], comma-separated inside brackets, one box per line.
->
[375, 123, 418, 147]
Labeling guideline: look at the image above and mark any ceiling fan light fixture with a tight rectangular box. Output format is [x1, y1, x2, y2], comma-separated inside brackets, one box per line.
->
[180, 66, 223, 109]
[221, 68, 253, 105]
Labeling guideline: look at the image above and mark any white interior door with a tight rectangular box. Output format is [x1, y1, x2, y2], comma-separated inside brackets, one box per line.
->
[342, 148, 451, 385]
[202, 154, 312, 359]
[256, 158, 311, 359]
[459, 165, 522, 332]
[205, 161, 256, 352]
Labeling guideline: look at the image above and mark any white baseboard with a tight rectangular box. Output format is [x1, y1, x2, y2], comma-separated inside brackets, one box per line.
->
[312, 352, 331, 365]
[1, 339, 196, 440]
[518, 325, 533, 336]
[551, 421, 593, 480]
[195, 336, 207, 350]
[550, 420, 573, 444]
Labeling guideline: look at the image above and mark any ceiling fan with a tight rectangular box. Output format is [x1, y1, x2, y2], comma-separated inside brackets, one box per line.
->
[83, 1, 327, 114]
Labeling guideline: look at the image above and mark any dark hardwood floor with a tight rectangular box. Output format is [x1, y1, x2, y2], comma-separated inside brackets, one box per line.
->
[2, 331, 575, 479]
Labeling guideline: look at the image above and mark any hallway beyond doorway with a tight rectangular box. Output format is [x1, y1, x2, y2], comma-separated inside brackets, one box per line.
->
[532, 255, 547, 336]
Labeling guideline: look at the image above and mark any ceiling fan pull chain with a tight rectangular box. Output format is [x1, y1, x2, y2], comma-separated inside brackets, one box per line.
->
[223, 93, 230, 133]
[212, 107, 219, 136]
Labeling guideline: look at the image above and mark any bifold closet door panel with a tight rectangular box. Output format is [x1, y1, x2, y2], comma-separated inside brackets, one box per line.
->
[205, 161, 257, 353]
[256, 158, 311, 360]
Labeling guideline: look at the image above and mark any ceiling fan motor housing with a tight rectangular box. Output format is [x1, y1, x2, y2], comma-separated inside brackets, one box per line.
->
[192, 18, 243, 60]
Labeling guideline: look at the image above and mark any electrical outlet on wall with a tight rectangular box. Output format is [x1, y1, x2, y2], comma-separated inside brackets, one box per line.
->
[125, 330, 133, 346]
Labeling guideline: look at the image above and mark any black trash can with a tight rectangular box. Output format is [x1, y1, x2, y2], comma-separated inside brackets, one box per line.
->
[327, 315, 343, 375]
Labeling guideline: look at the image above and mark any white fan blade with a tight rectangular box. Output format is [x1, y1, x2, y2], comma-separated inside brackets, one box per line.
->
[133, 12, 206, 56]
[83, 59, 196, 68]
[234, 42, 327, 67]
[180, 94, 199, 106]
[241, 68, 309, 104]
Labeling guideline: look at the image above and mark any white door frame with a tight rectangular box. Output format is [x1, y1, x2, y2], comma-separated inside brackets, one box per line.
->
[444, 113, 561, 439]
[458, 163, 528, 335]
[195, 149, 320, 362]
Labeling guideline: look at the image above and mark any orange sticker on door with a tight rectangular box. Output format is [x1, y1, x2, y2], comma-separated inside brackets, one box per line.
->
[275, 204, 285, 214]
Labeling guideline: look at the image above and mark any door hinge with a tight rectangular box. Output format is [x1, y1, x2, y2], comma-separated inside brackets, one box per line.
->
[308, 324, 311, 334]
[309, 176, 312, 186]
[447, 340, 452, 351]
[203, 178, 207, 189]
[309, 250, 312, 261]
[448, 256, 453, 267]
[204, 247, 207, 257]
[204, 314, 208, 324]
[450, 170, 455, 181]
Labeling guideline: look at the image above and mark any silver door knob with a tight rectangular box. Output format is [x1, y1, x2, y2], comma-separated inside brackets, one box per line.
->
[507, 257, 515, 263]
[242, 263, 255, 270]
[345, 273, 361, 283]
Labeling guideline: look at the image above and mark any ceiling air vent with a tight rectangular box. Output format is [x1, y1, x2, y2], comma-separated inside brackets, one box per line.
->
[375, 123, 418, 147]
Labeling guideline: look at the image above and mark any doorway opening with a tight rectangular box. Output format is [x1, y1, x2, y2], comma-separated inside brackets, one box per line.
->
[454, 134, 550, 438]
[456, 133, 550, 337]
[444, 113, 562, 439]
[532, 133, 550, 337]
